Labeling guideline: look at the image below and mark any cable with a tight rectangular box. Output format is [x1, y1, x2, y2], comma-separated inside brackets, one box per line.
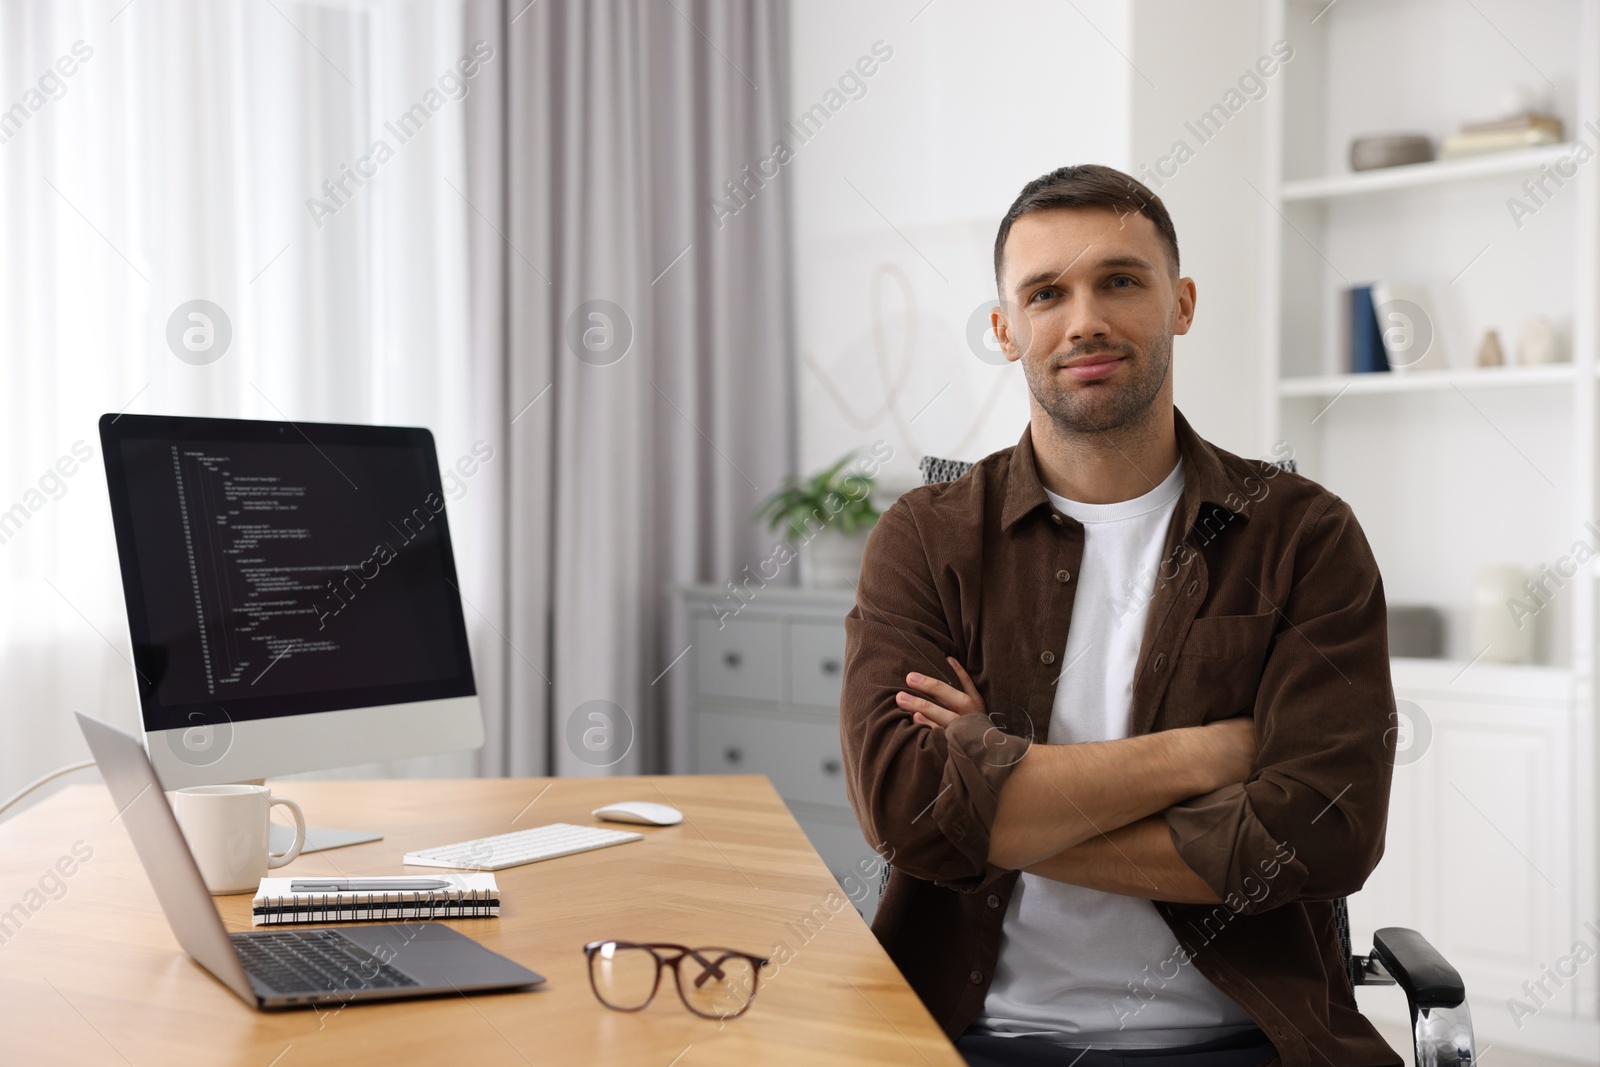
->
[0, 759, 98, 821]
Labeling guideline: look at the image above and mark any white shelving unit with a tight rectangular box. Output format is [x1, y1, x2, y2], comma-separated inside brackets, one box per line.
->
[1260, 1, 1599, 1060]
[1279, 362, 1577, 397]
[1281, 140, 1579, 201]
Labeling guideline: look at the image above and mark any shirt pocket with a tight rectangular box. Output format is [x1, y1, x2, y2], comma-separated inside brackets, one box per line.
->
[1165, 611, 1278, 725]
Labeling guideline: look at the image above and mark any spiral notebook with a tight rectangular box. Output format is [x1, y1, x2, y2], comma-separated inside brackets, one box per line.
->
[251, 873, 500, 926]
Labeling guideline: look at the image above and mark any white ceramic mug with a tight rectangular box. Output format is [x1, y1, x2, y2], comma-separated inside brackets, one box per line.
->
[173, 784, 306, 895]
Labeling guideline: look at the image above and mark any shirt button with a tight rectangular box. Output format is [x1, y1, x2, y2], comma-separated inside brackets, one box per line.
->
[1153, 653, 1166, 671]
[1051, 513, 1063, 526]
[1056, 569, 1071, 583]
[969, 970, 984, 984]
[987, 894, 1001, 908]
[1186, 580, 1199, 596]
[1040, 651, 1055, 665]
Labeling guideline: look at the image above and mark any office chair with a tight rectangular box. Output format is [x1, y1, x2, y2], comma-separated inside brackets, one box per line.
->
[870, 453, 1476, 1067]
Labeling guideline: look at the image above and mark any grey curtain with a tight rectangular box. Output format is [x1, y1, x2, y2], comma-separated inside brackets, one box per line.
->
[463, 0, 794, 777]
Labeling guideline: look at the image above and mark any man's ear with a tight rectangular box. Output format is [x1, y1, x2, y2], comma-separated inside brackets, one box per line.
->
[1172, 276, 1198, 337]
[992, 302, 1030, 363]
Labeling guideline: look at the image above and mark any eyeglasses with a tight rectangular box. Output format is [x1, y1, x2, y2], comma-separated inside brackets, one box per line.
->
[583, 940, 770, 1020]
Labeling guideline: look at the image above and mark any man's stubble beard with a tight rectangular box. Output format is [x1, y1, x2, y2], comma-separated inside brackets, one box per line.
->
[1022, 331, 1172, 437]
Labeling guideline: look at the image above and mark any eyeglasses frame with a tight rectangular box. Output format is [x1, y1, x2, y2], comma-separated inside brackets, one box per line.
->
[582, 940, 772, 1020]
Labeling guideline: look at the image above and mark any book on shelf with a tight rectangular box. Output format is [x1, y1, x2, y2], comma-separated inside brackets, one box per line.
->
[1370, 282, 1443, 373]
[1460, 112, 1562, 136]
[1441, 112, 1563, 159]
[1344, 286, 1389, 374]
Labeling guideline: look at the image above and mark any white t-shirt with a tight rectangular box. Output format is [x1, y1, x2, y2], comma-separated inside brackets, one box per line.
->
[977, 459, 1255, 1048]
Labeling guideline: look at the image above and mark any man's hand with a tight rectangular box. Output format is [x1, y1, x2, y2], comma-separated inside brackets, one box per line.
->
[899, 660, 1258, 791]
[896, 657, 984, 728]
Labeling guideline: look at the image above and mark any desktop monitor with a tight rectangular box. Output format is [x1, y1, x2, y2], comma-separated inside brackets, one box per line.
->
[98, 414, 484, 847]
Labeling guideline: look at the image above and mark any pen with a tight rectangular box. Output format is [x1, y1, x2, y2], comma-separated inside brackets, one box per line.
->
[290, 878, 453, 892]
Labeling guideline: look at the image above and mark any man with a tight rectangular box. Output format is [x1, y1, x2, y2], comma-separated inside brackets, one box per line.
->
[840, 164, 1398, 1067]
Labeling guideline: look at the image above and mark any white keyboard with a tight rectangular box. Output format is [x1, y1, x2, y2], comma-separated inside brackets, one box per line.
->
[402, 823, 644, 871]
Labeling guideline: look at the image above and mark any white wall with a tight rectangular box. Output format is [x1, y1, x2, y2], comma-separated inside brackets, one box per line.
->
[786, 0, 1133, 494]
[787, 0, 1278, 491]
[1128, 0, 1269, 460]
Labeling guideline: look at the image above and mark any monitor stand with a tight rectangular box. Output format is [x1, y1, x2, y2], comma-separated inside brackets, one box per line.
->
[243, 778, 382, 854]
[271, 823, 383, 855]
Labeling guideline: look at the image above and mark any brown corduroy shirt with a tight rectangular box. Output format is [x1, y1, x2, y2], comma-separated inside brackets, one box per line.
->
[841, 410, 1400, 1067]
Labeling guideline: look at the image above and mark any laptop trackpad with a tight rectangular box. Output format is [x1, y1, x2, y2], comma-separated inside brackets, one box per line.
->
[338, 924, 545, 990]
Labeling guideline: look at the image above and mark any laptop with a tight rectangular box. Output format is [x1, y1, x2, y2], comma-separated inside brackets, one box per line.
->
[76, 712, 545, 1009]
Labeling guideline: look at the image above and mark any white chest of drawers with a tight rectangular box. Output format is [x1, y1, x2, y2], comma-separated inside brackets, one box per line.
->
[668, 584, 882, 919]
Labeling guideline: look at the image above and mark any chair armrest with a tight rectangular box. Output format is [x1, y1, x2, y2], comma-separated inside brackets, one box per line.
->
[1373, 927, 1465, 1009]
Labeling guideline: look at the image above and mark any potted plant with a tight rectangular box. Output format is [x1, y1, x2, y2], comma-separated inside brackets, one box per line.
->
[753, 451, 881, 587]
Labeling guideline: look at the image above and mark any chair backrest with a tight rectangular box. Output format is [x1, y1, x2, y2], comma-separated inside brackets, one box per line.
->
[917, 455, 975, 484]
[904, 453, 1356, 985]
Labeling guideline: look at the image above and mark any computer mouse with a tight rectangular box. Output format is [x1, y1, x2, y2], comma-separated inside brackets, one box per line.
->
[591, 801, 683, 826]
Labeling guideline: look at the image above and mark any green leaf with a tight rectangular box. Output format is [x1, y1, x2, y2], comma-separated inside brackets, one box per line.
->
[752, 449, 880, 537]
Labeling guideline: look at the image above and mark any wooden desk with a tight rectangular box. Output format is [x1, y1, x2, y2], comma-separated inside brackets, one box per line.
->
[0, 775, 961, 1066]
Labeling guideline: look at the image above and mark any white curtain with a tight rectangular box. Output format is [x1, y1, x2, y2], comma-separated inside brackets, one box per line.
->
[0, 0, 484, 803]
[0, 0, 797, 801]
[464, 0, 795, 778]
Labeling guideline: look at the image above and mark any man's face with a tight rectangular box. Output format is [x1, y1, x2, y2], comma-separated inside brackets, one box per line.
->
[993, 206, 1194, 434]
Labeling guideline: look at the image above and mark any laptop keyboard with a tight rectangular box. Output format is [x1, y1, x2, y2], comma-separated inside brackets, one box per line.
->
[232, 929, 420, 995]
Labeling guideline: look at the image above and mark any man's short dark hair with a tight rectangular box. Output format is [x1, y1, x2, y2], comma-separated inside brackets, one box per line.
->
[993, 164, 1181, 291]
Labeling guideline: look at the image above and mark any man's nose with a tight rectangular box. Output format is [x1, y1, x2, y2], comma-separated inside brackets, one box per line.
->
[1064, 293, 1112, 346]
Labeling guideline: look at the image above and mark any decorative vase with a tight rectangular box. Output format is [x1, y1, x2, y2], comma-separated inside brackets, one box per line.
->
[1519, 315, 1561, 365]
[1469, 563, 1534, 664]
[800, 528, 870, 588]
[1475, 329, 1505, 367]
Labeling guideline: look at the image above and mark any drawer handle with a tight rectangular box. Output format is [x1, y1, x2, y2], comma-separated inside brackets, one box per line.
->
[822, 758, 842, 776]
[724, 651, 743, 668]
[724, 746, 743, 764]
[820, 659, 840, 675]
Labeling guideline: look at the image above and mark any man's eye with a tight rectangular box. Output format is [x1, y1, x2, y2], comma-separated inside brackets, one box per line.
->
[1109, 275, 1136, 288]
[1030, 288, 1057, 303]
